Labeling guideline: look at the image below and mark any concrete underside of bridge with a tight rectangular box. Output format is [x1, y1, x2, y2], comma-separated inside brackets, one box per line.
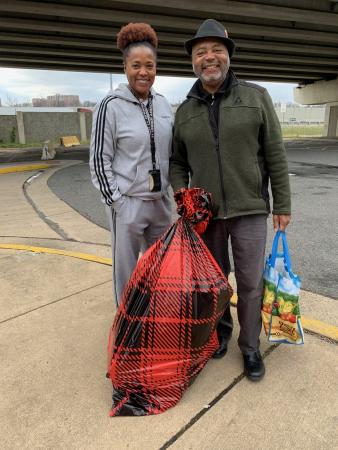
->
[295, 78, 338, 137]
[0, 0, 338, 83]
[1, 0, 338, 135]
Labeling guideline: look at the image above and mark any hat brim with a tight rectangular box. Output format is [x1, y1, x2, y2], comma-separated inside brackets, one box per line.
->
[184, 36, 235, 57]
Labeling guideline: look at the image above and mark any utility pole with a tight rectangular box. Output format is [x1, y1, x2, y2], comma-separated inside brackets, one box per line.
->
[109, 73, 113, 91]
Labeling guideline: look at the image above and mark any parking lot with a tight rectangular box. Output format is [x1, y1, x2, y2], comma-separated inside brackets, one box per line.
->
[46, 139, 338, 300]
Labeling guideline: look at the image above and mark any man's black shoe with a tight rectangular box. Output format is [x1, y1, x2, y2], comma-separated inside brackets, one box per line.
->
[243, 351, 265, 381]
[212, 336, 229, 359]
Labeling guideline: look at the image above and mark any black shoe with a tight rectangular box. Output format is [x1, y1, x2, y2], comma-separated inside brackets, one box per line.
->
[243, 351, 265, 381]
[212, 336, 229, 359]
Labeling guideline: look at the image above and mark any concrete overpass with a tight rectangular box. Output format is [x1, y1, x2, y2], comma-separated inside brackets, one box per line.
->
[1, 0, 338, 134]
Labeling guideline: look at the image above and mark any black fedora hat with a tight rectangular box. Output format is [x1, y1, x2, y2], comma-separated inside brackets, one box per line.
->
[184, 19, 235, 57]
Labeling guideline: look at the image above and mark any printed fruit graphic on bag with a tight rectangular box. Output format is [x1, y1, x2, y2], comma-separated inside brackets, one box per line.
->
[261, 230, 304, 345]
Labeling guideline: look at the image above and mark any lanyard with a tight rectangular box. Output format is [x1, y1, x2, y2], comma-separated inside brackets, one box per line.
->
[129, 87, 157, 170]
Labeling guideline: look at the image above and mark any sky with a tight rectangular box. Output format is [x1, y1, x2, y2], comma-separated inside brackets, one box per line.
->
[0, 67, 297, 106]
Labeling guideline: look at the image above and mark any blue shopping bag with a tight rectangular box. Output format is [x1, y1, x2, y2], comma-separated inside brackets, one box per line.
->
[262, 230, 304, 344]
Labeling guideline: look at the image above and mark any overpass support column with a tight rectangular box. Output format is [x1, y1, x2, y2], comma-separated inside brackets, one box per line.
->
[294, 78, 338, 138]
[79, 112, 87, 143]
[324, 105, 338, 138]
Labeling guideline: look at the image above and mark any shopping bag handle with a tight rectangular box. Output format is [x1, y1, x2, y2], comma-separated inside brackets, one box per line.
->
[270, 230, 292, 272]
[269, 230, 301, 290]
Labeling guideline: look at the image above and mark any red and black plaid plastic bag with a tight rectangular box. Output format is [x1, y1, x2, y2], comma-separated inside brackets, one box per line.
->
[106, 188, 233, 416]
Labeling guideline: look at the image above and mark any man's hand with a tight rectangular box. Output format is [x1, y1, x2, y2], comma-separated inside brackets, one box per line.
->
[273, 214, 291, 231]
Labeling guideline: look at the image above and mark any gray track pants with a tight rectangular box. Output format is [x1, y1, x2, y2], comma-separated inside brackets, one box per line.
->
[202, 214, 267, 355]
[106, 194, 172, 306]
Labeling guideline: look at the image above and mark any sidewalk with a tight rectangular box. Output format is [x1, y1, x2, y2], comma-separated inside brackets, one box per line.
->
[0, 158, 337, 450]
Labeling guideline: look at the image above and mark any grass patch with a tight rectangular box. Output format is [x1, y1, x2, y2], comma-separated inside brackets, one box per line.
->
[0, 128, 324, 148]
[0, 142, 43, 148]
[281, 125, 324, 138]
[0, 140, 89, 149]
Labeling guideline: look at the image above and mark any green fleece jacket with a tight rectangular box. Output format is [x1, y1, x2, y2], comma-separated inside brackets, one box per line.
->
[169, 72, 291, 219]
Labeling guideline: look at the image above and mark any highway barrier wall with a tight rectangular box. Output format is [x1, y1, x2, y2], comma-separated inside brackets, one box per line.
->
[0, 103, 327, 145]
[0, 108, 93, 145]
[0, 115, 18, 144]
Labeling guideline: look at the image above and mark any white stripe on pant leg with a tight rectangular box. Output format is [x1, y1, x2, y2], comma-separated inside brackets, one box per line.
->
[112, 209, 119, 307]
[105, 204, 119, 307]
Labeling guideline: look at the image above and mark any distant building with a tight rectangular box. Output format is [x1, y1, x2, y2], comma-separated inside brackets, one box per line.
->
[32, 94, 80, 107]
[32, 98, 48, 106]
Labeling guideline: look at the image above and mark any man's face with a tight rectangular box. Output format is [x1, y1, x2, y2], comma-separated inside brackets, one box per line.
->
[192, 38, 229, 89]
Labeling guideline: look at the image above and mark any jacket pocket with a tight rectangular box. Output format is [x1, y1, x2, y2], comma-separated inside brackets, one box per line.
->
[125, 165, 149, 196]
[112, 195, 127, 213]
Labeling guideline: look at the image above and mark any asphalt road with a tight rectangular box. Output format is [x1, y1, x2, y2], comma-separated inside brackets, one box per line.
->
[45, 139, 338, 300]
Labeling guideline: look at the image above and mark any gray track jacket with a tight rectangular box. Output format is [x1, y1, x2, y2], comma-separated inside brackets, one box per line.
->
[90, 84, 173, 208]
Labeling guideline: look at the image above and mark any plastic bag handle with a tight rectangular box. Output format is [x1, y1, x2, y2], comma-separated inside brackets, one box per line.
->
[269, 230, 301, 287]
[270, 230, 292, 272]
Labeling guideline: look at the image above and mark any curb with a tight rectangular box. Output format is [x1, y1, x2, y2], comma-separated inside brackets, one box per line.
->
[1, 243, 338, 342]
[0, 243, 111, 265]
[0, 163, 55, 174]
[229, 294, 338, 342]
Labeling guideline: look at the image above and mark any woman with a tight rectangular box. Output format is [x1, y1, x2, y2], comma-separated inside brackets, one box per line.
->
[90, 23, 173, 306]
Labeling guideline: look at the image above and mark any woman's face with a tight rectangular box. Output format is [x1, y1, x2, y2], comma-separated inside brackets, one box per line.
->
[124, 46, 156, 100]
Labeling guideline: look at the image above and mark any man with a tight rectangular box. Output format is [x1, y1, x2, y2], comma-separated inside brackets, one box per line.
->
[169, 19, 291, 381]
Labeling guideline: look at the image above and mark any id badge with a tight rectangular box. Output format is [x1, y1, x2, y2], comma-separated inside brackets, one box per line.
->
[148, 169, 162, 192]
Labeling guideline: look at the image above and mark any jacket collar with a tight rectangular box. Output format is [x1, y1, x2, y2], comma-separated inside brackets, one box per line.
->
[108, 83, 158, 103]
[187, 69, 238, 102]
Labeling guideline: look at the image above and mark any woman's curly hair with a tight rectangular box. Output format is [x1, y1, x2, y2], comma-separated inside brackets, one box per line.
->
[117, 23, 158, 51]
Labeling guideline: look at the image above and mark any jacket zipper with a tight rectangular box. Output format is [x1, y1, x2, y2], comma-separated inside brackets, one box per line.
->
[206, 100, 227, 218]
